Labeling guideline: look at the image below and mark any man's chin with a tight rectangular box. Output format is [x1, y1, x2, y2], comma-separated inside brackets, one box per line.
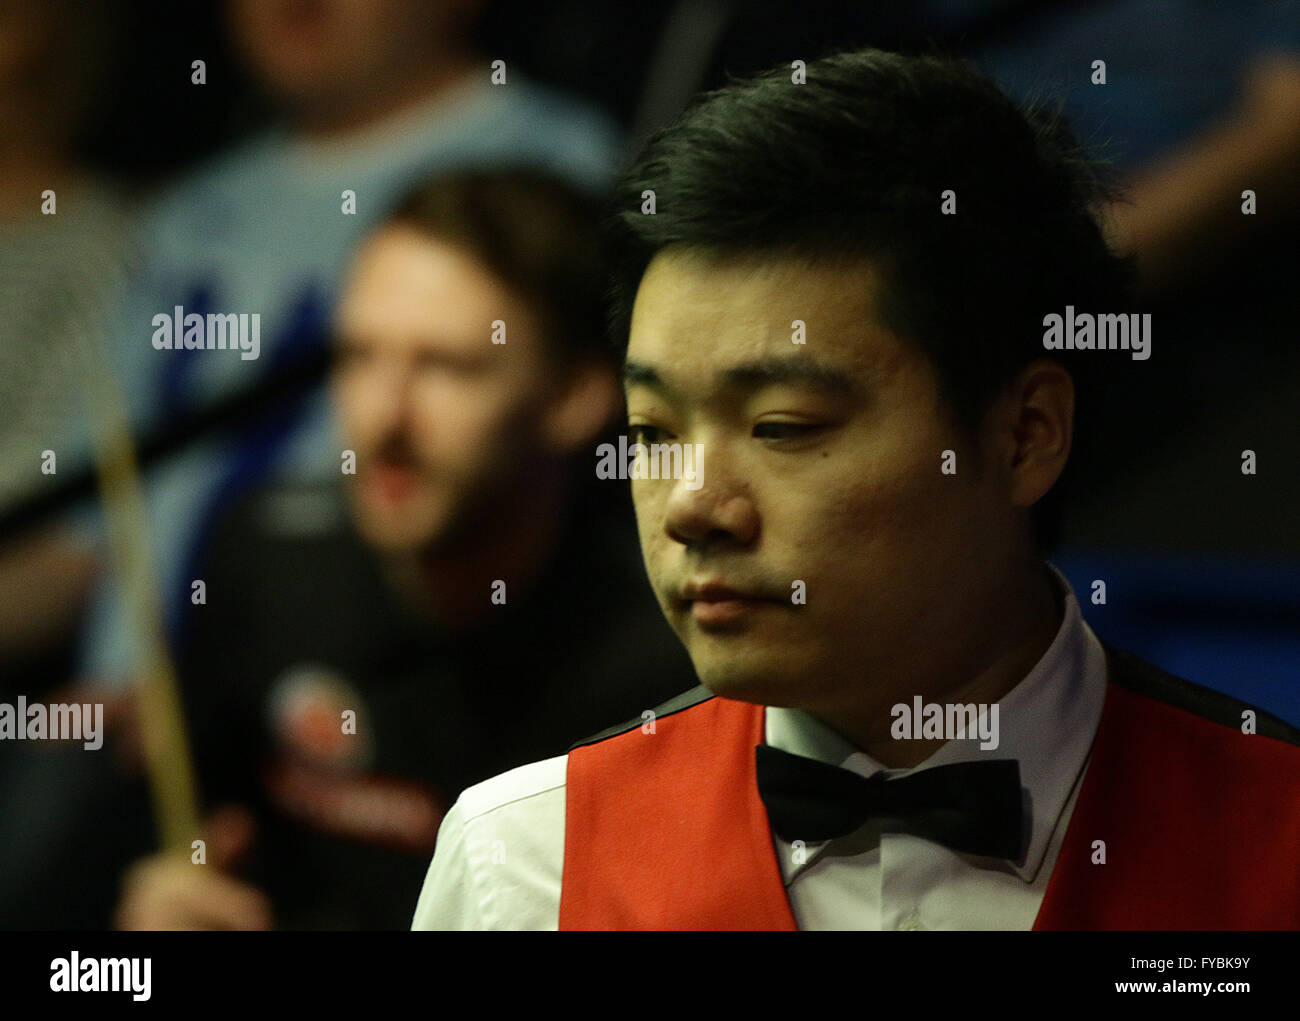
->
[351, 508, 453, 556]
[691, 663, 808, 708]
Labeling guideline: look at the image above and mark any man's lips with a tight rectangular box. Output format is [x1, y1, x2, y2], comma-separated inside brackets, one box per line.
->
[679, 581, 778, 627]
[680, 581, 765, 602]
[367, 463, 420, 502]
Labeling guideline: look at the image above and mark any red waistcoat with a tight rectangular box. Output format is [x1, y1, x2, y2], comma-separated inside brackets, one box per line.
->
[558, 644, 1300, 929]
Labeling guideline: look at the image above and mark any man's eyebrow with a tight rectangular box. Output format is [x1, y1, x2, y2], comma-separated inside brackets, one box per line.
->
[622, 360, 681, 397]
[623, 357, 862, 399]
[719, 357, 861, 396]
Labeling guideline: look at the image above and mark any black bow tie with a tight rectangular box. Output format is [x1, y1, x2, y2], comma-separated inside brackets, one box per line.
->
[755, 745, 1026, 860]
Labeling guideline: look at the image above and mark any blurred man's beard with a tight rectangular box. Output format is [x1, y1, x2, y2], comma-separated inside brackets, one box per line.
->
[348, 457, 524, 559]
[352, 486, 448, 554]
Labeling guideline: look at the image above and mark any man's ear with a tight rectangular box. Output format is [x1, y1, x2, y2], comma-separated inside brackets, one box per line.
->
[996, 358, 1074, 509]
[541, 358, 621, 455]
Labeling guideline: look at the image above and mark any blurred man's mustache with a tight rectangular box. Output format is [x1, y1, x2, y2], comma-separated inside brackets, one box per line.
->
[371, 434, 422, 470]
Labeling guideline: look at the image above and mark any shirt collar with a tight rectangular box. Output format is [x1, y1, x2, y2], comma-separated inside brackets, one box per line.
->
[764, 560, 1108, 883]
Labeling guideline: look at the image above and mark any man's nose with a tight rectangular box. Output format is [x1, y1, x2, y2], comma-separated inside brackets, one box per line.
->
[662, 446, 759, 550]
[369, 360, 415, 432]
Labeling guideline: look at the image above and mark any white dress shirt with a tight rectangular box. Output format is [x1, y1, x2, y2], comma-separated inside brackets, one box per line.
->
[411, 563, 1108, 930]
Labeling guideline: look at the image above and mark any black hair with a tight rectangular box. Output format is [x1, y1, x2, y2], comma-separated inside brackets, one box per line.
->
[604, 47, 1136, 553]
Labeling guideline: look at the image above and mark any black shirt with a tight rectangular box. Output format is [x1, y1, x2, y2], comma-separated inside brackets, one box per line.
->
[177, 476, 696, 928]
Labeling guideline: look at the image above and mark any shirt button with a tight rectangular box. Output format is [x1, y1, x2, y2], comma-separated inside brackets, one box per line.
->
[897, 910, 926, 931]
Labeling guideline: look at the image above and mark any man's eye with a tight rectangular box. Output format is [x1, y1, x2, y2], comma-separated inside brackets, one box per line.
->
[414, 352, 485, 375]
[335, 344, 371, 366]
[753, 422, 821, 440]
[628, 424, 667, 444]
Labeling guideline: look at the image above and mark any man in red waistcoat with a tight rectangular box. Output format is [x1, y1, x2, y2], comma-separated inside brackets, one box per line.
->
[411, 47, 1300, 930]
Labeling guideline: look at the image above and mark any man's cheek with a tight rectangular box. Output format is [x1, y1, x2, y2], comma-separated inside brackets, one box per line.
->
[631, 484, 668, 540]
[333, 403, 368, 453]
[455, 398, 526, 461]
[636, 537, 675, 609]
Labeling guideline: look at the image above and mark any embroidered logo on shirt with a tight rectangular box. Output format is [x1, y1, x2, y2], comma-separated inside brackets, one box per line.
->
[267, 664, 372, 770]
[263, 664, 444, 853]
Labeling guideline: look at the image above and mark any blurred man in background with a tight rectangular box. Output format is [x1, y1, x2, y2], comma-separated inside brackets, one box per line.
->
[79, 0, 623, 695]
[1, 0, 625, 931]
[115, 167, 696, 929]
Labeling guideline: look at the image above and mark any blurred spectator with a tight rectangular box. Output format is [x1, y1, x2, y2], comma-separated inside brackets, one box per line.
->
[961, 0, 1300, 297]
[954, 0, 1300, 566]
[0, 0, 123, 673]
[946, 0, 1300, 703]
[0, 0, 153, 930]
[79, 0, 624, 692]
[114, 168, 697, 929]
